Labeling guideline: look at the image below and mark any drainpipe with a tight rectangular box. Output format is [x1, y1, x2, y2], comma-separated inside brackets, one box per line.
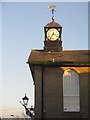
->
[41, 65, 44, 119]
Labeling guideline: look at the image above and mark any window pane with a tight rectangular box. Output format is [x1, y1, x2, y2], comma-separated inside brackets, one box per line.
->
[63, 69, 80, 112]
[63, 96, 80, 112]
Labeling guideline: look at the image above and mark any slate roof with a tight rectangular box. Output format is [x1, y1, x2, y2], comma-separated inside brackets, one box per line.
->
[28, 50, 90, 66]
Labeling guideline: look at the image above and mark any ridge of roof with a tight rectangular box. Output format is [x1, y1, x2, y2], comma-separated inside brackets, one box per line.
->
[31, 49, 90, 53]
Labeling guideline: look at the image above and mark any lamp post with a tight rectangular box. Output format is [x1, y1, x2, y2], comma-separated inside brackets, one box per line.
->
[11, 114, 14, 119]
[19, 94, 34, 120]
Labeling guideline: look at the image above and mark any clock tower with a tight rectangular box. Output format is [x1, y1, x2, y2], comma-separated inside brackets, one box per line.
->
[44, 7, 62, 52]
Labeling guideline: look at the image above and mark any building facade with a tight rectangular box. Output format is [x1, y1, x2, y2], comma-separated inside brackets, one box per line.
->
[27, 8, 89, 119]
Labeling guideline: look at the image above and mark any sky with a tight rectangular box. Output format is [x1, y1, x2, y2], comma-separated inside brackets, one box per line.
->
[0, 1, 89, 118]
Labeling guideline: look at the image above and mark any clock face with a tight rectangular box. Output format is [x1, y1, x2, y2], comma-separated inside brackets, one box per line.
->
[46, 28, 59, 41]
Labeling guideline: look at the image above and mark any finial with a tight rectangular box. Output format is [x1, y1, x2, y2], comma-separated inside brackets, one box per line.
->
[48, 5, 56, 21]
[52, 16, 55, 22]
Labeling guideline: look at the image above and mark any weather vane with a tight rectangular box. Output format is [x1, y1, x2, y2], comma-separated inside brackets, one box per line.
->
[48, 5, 56, 18]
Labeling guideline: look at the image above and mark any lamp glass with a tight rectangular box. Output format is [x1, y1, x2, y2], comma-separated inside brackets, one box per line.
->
[22, 94, 29, 106]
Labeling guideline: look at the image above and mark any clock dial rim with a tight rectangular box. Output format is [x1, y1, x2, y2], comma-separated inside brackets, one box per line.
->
[46, 28, 60, 41]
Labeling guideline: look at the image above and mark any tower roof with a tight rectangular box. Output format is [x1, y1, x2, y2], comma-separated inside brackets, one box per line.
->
[45, 21, 62, 28]
[45, 16, 62, 28]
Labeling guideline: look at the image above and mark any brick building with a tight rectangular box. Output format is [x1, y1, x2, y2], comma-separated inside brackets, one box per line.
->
[27, 8, 89, 119]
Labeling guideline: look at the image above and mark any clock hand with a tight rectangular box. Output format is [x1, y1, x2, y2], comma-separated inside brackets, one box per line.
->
[50, 32, 54, 39]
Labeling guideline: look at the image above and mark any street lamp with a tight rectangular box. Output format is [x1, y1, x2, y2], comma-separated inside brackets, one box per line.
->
[30, 106, 34, 116]
[19, 94, 34, 120]
[11, 114, 14, 119]
[22, 94, 29, 106]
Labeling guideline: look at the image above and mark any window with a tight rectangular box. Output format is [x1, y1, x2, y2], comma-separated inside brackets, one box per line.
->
[63, 69, 80, 112]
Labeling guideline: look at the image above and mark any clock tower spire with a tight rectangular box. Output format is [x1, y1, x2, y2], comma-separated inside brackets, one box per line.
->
[44, 5, 63, 52]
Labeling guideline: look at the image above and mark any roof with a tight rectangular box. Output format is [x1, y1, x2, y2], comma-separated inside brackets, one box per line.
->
[28, 50, 90, 66]
[45, 21, 62, 28]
